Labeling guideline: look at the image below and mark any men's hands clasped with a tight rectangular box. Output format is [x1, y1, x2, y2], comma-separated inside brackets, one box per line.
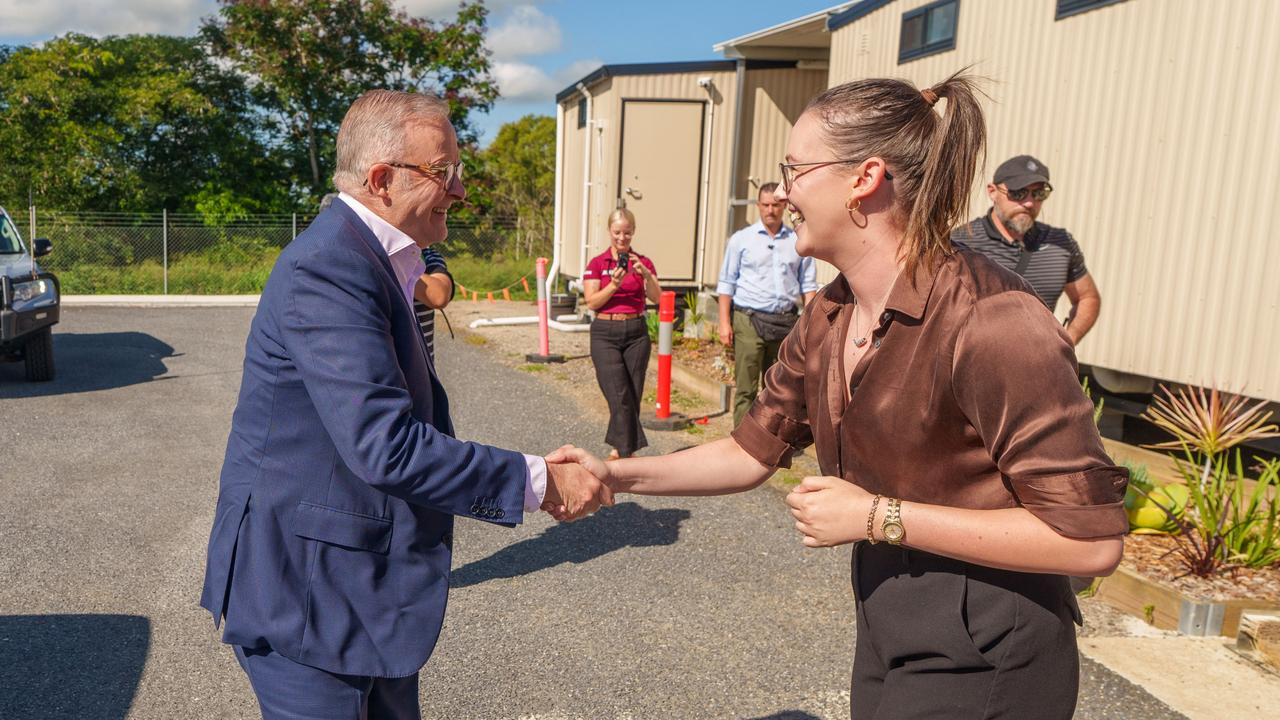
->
[541, 445, 614, 522]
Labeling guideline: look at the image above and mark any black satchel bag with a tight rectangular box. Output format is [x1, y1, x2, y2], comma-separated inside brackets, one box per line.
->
[748, 308, 799, 342]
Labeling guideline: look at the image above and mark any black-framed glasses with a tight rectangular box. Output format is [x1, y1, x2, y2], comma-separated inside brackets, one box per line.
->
[778, 160, 893, 193]
[363, 160, 464, 188]
[998, 184, 1052, 202]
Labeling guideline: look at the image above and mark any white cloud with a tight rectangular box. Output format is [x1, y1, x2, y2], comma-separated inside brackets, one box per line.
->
[492, 61, 558, 102]
[493, 57, 602, 103]
[487, 5, 559, 61]
[401, 0, 536, 18]
[0, 0, 545, 41]
[0, 0, 217, 39]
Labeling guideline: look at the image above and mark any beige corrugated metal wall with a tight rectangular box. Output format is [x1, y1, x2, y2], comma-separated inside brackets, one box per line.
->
[556, 69, 741, 285]
[559, 95, 587, 277]
[735, 67, 830, 224]
[728, 67, 839, 287]
[825, 0, 1280, 401]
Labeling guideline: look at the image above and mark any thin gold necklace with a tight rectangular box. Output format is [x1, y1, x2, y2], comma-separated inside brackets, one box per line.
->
[850, 292, 891, 348]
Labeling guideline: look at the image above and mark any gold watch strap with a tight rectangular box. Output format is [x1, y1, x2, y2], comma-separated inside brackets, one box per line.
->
[882, 497, 905, 545]
[866, 494, 882, 545]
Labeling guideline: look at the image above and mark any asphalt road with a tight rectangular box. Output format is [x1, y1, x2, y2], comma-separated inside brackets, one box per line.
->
[0, 307, 1184, 719]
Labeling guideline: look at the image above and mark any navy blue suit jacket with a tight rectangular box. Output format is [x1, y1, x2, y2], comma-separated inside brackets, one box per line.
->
[200, 200, 527, 678]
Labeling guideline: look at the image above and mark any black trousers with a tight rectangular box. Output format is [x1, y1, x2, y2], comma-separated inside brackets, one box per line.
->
[589, 317, 650, 456]
[851, 542, 1081, 719]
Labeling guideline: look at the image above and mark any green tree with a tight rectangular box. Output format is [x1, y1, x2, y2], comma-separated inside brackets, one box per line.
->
[483, 114, 554, 256]
[0, 33, 281, 212]
[202, 0, 499, 199]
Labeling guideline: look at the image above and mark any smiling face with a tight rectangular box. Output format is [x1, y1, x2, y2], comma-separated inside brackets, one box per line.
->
[388, 116, 465, 247]
[609, 218, 635, 254]
[775, 111, 863, 263]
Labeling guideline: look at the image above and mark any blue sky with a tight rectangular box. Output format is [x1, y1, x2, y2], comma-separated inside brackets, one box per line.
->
[0, 0, 842, 144]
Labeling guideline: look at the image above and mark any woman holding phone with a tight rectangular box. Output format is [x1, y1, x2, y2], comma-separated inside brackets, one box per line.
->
[582, 208, 662, 459]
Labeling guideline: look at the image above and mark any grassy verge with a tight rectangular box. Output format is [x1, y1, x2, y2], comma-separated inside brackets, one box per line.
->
[448, 255, 538, 301]
[54, 249, 280, 294]
[48, 246, 542, 297]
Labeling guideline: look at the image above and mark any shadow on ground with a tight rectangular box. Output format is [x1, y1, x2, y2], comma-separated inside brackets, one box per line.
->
[450, 502, 690, 588]
[0, 332, 175, 397]
[745, 713, 824, 720]
[0, 614, 150, 720]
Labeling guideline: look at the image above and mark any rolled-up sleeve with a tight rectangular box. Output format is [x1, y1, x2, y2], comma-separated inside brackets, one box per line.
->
[731, 310, 814, 468]
[951, 291, 1127, 538]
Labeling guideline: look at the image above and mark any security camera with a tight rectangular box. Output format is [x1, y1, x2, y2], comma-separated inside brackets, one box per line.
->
[697, 76, 713, 88]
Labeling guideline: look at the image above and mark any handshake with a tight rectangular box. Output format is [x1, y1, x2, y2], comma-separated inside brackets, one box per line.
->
[540, 445, 615, 522]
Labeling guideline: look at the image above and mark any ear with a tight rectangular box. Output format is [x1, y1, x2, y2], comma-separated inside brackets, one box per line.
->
[985, 182, 998, 202]
[849, 157, 892, 202]
[366, 164, 393, 198]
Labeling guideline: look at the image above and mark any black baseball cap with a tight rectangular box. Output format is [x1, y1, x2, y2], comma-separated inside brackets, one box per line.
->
[994, 155, 1051, 190]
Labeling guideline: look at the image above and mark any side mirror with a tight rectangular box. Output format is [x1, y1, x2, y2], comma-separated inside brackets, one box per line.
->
[33, 238, 52, 257]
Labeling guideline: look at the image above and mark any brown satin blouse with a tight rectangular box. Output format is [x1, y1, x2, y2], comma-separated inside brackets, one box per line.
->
[731, 249, 1128, 539]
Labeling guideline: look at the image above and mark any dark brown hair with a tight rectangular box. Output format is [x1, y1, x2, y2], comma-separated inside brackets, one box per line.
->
[805, 70, 986, 276]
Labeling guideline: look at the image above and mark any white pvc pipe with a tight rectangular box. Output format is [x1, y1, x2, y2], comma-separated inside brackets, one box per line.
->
[548, 102, 565, 298]
[694, 84, 715, 288]
[577, 82, 594, 291]
[468, 314, 589, 332]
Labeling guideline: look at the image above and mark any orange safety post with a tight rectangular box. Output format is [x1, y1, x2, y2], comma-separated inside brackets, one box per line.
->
[655, 291, 676, 419]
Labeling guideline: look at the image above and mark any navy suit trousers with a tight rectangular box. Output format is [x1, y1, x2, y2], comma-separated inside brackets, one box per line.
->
[235, 645, 420, 720]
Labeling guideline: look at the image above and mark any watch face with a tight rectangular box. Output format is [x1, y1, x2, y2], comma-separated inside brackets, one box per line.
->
[883, 522, 905, 542]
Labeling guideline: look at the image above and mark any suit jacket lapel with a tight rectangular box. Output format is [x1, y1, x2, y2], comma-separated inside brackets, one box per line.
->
[327, 201, 446, 420]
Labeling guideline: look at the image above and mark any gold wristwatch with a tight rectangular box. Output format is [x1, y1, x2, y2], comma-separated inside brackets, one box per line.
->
[881, 497, 906, 545]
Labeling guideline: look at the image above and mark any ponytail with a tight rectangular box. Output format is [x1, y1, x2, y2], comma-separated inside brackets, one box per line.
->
[805, 69, 987, 278]
[902, 71, 986, 276]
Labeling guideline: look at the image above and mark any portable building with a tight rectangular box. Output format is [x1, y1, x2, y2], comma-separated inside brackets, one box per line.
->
[553, 0, 1280, 405]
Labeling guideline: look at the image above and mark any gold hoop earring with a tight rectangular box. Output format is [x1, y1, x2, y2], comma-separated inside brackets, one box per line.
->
[845, 196, 861, 213]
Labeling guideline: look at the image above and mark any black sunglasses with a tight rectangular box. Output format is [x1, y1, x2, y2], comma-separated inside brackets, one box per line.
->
[999, 184, 1052, 202]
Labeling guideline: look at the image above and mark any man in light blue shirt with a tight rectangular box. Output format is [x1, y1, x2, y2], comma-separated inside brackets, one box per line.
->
[716, 182, 818, 426]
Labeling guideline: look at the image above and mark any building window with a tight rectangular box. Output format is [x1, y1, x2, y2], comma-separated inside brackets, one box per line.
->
[577, 97, 587, 129]
[899, 0, 958, 64]
[1056, 0, 1128, 20]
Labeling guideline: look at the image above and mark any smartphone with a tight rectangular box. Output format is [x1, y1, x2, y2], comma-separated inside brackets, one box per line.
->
[616, 251, 630, 272]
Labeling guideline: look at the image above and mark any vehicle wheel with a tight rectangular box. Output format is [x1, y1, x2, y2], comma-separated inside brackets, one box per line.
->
[23, 326, 55, 382]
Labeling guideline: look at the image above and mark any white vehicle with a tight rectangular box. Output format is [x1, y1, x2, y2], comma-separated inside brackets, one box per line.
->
[0, 206, 59, 381]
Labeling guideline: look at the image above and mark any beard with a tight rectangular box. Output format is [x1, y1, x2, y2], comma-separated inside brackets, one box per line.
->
[996, 208, 1035, 235]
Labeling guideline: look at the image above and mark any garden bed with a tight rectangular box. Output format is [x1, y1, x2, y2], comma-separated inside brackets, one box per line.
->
[1096, 533, 1280, 637]
[1120, 533, 1280, 603]
[669, 336, 733, 385]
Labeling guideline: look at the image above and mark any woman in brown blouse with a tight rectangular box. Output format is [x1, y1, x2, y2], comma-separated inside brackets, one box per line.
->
[549, 71, 1127, 719]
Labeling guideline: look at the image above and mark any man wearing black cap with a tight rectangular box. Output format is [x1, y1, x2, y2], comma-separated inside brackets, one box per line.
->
[951, 154, 1101, 346]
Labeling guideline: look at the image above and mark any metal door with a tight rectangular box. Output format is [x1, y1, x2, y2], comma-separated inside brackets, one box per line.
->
[617, 100, 705, 281]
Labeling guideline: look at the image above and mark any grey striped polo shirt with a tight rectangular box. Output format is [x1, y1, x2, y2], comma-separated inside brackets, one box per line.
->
[950, 210, 1088, 309]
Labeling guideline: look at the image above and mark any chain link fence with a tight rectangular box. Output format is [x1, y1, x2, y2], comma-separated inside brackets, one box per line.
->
[28, 207, 541, 296]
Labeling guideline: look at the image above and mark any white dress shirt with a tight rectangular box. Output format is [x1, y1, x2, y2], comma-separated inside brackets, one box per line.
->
[337, 193, 547, 512]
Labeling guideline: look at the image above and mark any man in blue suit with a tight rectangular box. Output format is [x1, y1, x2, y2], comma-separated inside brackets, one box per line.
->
[200, 90, 610, 719]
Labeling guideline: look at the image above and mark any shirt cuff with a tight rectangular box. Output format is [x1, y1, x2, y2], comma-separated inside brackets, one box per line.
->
[523, 454, 548, 512]
[715, 282, 736, 296]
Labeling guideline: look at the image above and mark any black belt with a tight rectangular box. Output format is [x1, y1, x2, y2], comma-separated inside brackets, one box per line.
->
[734, 304, 796, 316]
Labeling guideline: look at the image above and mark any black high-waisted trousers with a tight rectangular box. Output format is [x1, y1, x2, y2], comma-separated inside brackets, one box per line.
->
[851, 542, 1081, 719]
[589, 317, 650, 456]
